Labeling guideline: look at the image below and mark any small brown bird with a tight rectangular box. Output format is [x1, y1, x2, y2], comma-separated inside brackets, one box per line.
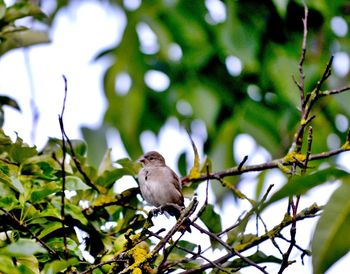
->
[138, 151, 191, 232]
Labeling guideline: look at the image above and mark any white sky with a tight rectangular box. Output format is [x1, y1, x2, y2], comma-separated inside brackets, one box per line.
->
[0, 1, 349, 273]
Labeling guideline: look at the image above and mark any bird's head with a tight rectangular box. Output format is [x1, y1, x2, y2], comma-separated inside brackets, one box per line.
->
[138, 151, 166, 167]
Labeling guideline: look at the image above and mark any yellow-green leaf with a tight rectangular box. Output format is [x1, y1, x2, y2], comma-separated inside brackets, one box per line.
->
[312, 181, 350, 274]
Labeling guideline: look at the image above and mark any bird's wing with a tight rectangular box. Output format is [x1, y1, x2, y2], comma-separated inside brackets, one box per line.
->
[168, 167, 182, 192]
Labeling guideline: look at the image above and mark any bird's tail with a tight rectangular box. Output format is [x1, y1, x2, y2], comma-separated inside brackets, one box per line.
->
[161, 204, 192, 232]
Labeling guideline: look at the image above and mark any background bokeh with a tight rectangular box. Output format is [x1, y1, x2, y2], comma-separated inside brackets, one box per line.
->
[1, 0, 350, 273]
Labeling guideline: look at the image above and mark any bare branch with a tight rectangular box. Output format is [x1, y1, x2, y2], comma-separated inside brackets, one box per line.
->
[320, 85, 350, 97]
[295, 3, 308, 106]
[153, 229, 228, 273]
[179, 204, 322, 274]
[151, 198, 198, 256]
[63, 131, 100, 192]
[183, 145, 350, 183]
[278, 195, 300, 273]
[315, 56, 334, 95]
[58, 75, 68, 260]
[238, 155, 249, 171]
[303, 126, 313, 175]
[191, 222, 268, 274]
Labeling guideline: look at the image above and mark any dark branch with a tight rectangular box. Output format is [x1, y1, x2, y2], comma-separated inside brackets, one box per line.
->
[191, 222, 268, 274]
[58, 75, 68, 260]
[183, 145, 350, 183]
[178, 204, 321, 274]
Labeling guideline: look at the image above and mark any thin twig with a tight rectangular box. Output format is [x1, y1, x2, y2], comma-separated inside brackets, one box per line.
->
[314, 56, 334, 96]
[217, 210, 246, 237]
[151, 199, 198, 256]
[278, 195, 300, 274]
[158, 223, 187, 270]
[179, 204, 322, 274]
[205, 164, 210, 205]
[296, 3, 308, 106]
[278, 233, 311, 256]
[238, 155, 249, 171]
[58, 75, 68, 260]
[303, 126, 313, 175]
[0, 208, 60, 258]
[118, 199, 199, 274]
[319, 85, 350, 97]
[63, 130, 99, 191]
[149, 230, 228, 273]
[55, 76, 99, 192]
[191, 222, 268, 274]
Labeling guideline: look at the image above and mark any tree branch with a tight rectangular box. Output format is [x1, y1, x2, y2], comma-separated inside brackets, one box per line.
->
[179, 203, 321, 274]
[183, 145, 350, 183]
[58, 74, 68, 260]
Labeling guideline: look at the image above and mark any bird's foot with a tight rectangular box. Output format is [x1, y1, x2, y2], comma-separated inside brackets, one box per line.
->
[161, 203, 183, 218]
[148, 207, 162, 221]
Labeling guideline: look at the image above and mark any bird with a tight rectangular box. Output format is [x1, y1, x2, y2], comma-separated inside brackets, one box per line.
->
[137, 151, 191, 232]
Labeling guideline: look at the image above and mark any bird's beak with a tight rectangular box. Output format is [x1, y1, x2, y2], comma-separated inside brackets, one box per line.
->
[137, 156, 145, 164]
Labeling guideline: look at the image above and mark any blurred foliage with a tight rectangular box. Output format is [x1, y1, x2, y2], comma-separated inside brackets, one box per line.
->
[1, 0, 350, 273]
[0, 0, 49, 55]
[0, 0, 48, 129]
[95, 0, 350, 167]
[0, 129, 145, 272]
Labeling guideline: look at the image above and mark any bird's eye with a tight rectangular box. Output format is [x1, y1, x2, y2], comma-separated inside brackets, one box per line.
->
[149, 156, 154, 160]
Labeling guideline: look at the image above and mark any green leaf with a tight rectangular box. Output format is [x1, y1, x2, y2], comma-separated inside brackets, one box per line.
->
[116, 157, 141, 176]
[217, 0, 260, 72]
[66, 176, 91, 191]
[37, 222, 62, 239]
[169, 240, 197, 257]
[237, 100, 282, 156]
[0, 255, 21, 274]
[199, 204, 222, 234]
[98, 148, 114, 175]
[226, 250, 282, 269]
[185, 80, 220, 133]
[10, 176, 24, 193]
[46, 238, 81, 258]
[69, 139, 87, 157]
[188, 132, 201, 179]
[22, 154, 61, 176]
[39, 207, 61, 219]
[65, 203, 88, 225]
[97, 168, 130, 189]
[0, 239, 46, 256]
[0, 30, 49, 56]
[81, 126, 108, 168]
[264, 167, 349, 209]
[8, 136, 37, 163]
[264, 44, 299, 106]
[0, 1, 6, 20]
[272, 0, 289, 17]
[17, 256, 39, 274]
[0, 195, 17, 209]
[42, 258, 79, 274]
[312, 181, 350, 274]
[30, 182, 60, 202]
[3, 2, 46, 22]
[163, 4, 212, 68]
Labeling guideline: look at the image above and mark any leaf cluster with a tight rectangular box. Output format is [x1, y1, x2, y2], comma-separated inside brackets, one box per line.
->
[0, 129, 145, 273]
[0, 0, 49, 56]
